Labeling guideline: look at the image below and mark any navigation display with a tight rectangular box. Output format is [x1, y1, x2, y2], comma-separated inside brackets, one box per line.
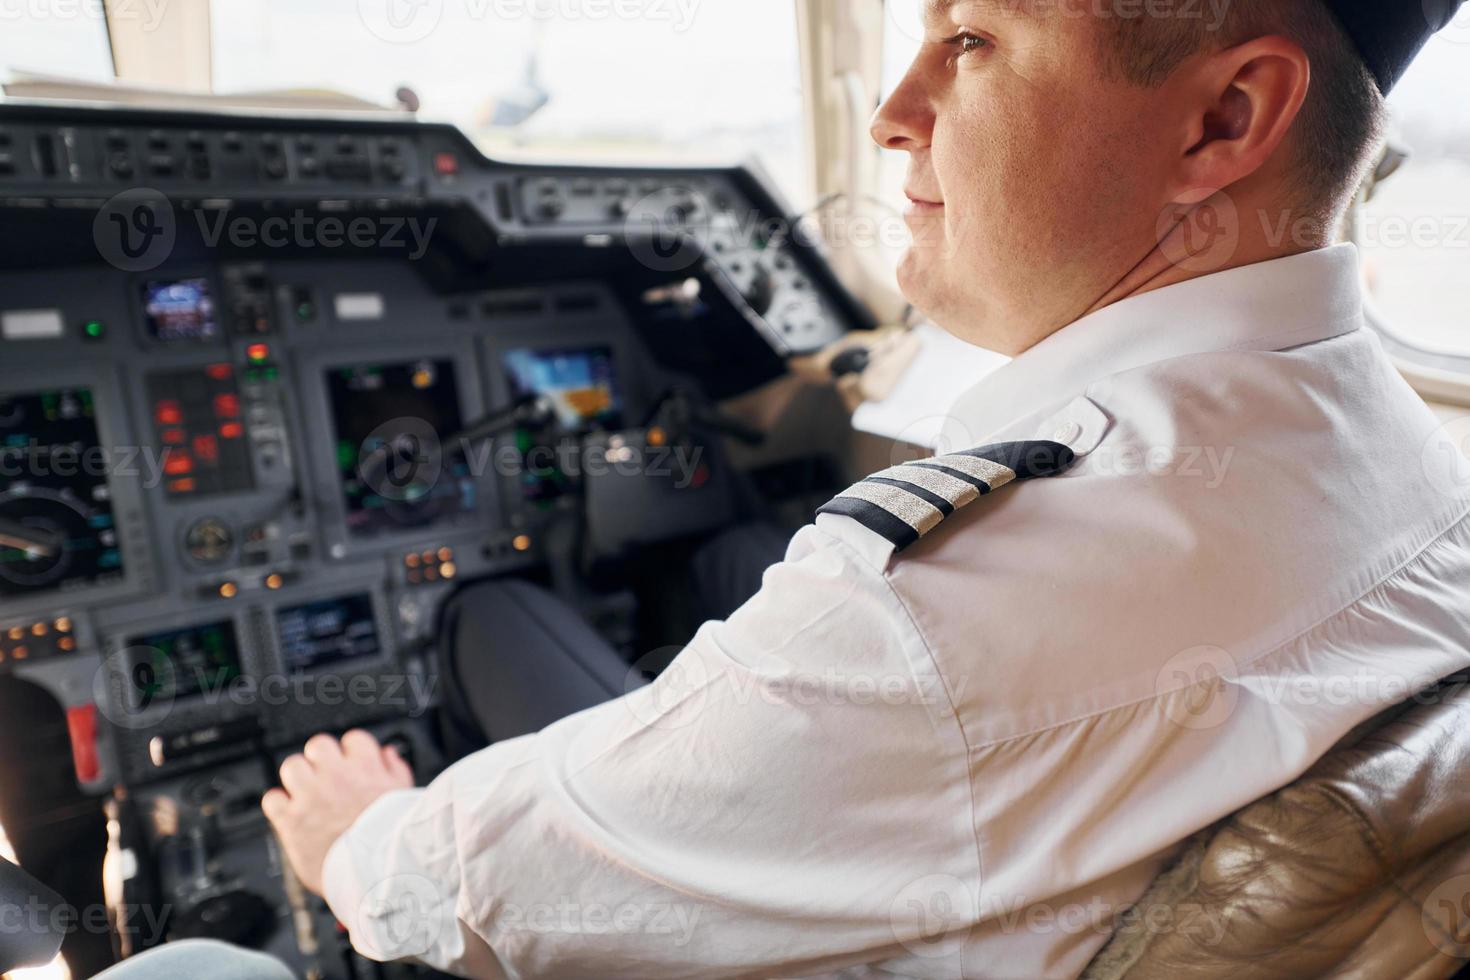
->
[0, 387, 125, 598]
[126, 620, 242, 704]
[141, 278, 220, 343]
[502, 347, 623, 429]
[326, 359, 477, 538]
[277, 593, 381, 672]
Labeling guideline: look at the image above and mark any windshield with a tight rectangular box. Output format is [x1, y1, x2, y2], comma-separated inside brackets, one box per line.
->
[209, 0, 810, 204]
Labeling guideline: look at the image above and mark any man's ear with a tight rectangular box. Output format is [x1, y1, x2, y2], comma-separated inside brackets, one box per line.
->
[1171, 36, 1311, 203]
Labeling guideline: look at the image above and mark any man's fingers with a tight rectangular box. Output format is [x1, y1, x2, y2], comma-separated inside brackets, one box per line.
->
[341, 729, 381, 761]
[303, 733, 342, 764]
[279, 754, 314, 796]
[261, 787, 291, 823]
[382, 744, 413, 783]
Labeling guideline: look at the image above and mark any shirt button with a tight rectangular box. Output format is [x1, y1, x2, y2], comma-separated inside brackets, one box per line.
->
[1052, 421, 1082, 445]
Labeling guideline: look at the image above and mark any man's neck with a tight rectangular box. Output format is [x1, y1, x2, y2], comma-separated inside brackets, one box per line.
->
[1081, 194, 1341, 321]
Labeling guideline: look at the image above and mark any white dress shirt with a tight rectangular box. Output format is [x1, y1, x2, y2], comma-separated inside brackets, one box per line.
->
[322, 244, 1470, 979]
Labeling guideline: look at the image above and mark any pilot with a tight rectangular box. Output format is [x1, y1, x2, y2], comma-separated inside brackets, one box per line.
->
[252, 2, 1470, 978]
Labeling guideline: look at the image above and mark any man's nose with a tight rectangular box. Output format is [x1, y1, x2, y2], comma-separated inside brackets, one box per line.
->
[870, 73, 934, 151]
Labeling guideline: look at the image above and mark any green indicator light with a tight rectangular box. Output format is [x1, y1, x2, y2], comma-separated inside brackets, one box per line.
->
[84, 320, 105, 339]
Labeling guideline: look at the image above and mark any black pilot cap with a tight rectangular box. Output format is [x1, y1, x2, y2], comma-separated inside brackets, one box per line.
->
[1322, 0, 1467, 92]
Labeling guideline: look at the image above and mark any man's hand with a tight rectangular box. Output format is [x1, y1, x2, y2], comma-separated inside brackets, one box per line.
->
[262, 730, 414, 895]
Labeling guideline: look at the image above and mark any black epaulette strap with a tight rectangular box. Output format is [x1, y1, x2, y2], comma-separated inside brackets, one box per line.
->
[817, 441, 1076, 552]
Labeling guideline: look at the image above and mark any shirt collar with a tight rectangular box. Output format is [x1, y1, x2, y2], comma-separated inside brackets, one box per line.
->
[942, 243, 1366, 448]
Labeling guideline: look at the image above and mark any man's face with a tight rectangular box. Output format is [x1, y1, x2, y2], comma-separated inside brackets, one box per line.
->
[873, 2, 1180, 354]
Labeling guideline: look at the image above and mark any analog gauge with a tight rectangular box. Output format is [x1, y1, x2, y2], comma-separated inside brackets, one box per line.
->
[184, 518, 234, 565]
[0, 488, 91, 589]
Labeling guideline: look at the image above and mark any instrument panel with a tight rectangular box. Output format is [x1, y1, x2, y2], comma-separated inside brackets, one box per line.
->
[0, 102, 866, 797]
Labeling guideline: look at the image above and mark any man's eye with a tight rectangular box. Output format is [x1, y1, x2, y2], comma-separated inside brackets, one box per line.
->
[943, 31, 991, 66]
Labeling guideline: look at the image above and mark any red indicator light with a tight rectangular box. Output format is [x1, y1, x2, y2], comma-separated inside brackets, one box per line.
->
[206, 363, 234, 381]
[164, 452, 195, 476]
[168, 477, 197, 494]
[161, 427, 187, 445]
[213, 393, 241, 418]
[155, 401, 183, 425]
[434, 152, 459, 176]
[247, 343, 271, 363]
[192, 434, 219, 463]
[219, 422, 244, 439]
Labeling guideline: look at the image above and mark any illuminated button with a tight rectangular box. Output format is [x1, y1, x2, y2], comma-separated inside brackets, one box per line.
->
[647, 427, 668, 448]
[54, 617, 71, 633]
[58, 636, 76, 652]
[155, 401, 183, 425]
[405, 553, 420, 569]
[161, 428, 187, 445]
[31, 622, 47, 637]
[206, 363, 234, 381]
[512, 534, 532, 553]
[247, 343, 271, 364]
[164, 453, 195, 476]
[433, 152, 459, 176]
[219, 422, 245, 439]
[437, 547, 453, 562]
[423, 566, 439, 582]
[83, 319, 106, 340]
[420, 550, 435, 566]
[7, 627, 22, 642]
[169, 477, 198, 494]
[439, 562, 457, 580]
[213, 393, 241, 418]
[12, 646, 26, 660]
[411, 368, 433, 390]
[218, 582, 238, 599]
[264, 573, 284, 590]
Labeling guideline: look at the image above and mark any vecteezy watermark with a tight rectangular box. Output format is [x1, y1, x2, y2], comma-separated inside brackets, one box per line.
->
[890, 874, 977, 960]
[94, 188, 176, 273]
[1156, 191, 1241, 274]
[0, 441, 168, 488]
[93, 191, 440, 271]
[355, 875, 446, 960]
[1422, 873, 1470, 958]
[93, 649, 439, 730]
[886, 0, 1232, 45]
[358, 0, 701, 44]
[0, 897, 171, 948]
[1428, 0, 1470, 46]
[195, 211, 439, 260]
[1154, 645, 1241, 731]
[492, 898, 703, 946]
[976, 892, 1229, 946]
[0, 0, 167, 30]
[623, 646, 711, 731]
[1422, 415, 1470, 500]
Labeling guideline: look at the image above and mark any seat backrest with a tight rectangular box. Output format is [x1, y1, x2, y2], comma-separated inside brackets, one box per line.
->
[1083, 674, 1470, 980]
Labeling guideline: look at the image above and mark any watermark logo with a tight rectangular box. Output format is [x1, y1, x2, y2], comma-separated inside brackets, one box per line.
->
[890, 874, 976, 959]
[1429, 0, 1470, 46]
[1155, 645, 1240, 731]
[889, 416, 975, 466]
[93, 188, 175, 272]
[1422, 415, 1470, 500]
[359, 418, 445, 504]
[358, 0, 445, 43]
[93, 647, 177, 730]
[624, 187, 712, 273]
[1156, 192, 1239, 274]
[357, 874, 445, 959]
[1422, 873, 1470, 958]
[623, 647, 711, 731]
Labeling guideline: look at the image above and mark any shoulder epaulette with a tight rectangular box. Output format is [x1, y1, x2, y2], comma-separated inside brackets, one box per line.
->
[816, 441, 1076, 552]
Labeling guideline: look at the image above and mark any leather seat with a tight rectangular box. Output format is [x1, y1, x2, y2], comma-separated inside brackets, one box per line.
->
[1083, 673, 1470, 980]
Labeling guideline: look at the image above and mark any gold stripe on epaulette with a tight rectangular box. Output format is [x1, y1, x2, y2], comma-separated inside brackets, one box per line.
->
[836, 482, 947, 535]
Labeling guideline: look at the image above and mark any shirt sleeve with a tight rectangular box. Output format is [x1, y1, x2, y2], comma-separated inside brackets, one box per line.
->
[321, 522, 982, 979]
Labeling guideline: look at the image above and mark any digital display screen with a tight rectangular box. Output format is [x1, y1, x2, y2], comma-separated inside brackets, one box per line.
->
[502, 347, 623, 429]
[502, 347, 622, 504]
[126, 620, 242, 705]
[0, 388, 126, 598]
[326, 359, 477, 538]
[277, 593, 381, 672]
[146, 365, 253, 497]
[140, 278, 220, 343]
